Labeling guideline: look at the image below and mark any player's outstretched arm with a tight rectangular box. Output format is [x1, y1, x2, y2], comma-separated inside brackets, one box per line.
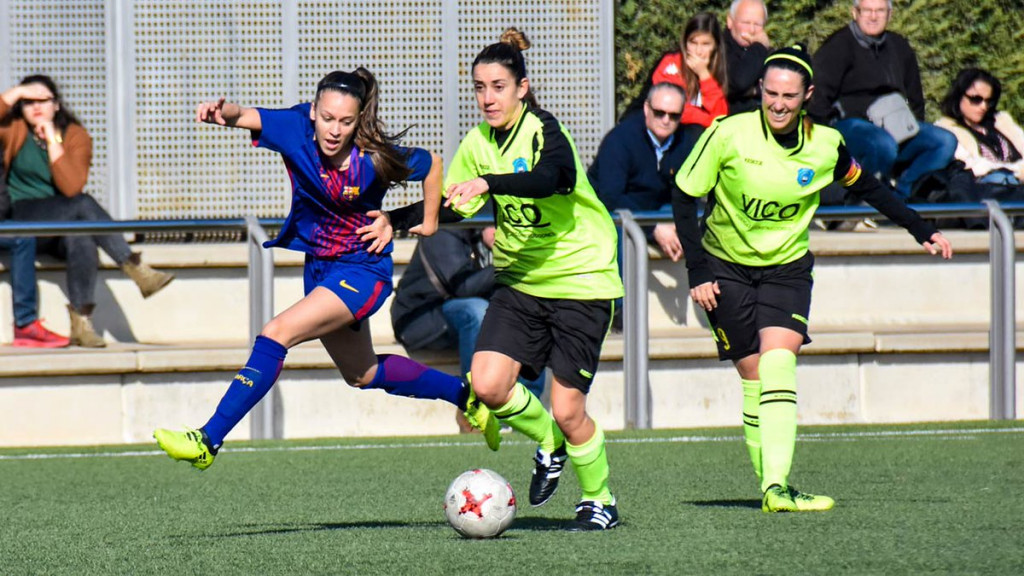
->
[195, 97, 261, 131]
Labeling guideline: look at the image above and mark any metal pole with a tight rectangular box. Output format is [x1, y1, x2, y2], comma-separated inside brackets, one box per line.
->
[616, 210, 651, 429]
[246, 216, 277, 439]
[617, 212, 636, 429]
[984, 201, 1016, 419]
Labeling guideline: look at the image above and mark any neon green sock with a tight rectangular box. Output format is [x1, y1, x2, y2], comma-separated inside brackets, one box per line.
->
[741, 378, 763, 484]
[493, 382, 563, 453]
[566, 423, 612, 504]
[758, 349, 797, 493]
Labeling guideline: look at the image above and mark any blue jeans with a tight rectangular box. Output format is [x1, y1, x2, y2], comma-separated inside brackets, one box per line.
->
[13, 194, 133, 310]
[835, 118, 957, 199]
[440, 296, 546, 398]
[0, 236, 38, 327]
[979, 169, 1020, 186]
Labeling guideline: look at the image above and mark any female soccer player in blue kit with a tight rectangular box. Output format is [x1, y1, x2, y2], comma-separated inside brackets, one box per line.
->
[154, 68, 499, 469]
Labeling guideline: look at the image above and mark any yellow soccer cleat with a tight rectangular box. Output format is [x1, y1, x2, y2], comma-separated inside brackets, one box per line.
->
[788, 487, 835, 512]
[154, 427, 216, 471]
[762, 484, 798, 513]
[462, 387, 501, 452]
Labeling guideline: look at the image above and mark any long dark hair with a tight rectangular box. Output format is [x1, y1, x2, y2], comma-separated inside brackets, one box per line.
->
[678, 12, 728, 103]
[940, 68, 1002, 127]
[472, 27, 538, 108]
[315, 67, 412, 185]
[10, 74, 81, 132]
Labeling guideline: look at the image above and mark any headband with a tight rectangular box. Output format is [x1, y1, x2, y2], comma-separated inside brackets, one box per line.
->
[764, 47, 814, 80]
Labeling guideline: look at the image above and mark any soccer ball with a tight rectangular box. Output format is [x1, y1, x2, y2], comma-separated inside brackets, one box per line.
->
[443, 469, 517, 538]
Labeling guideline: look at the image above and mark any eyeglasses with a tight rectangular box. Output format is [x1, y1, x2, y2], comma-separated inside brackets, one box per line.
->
[650, 107, 683, 122]
[21, 98, 55, 106]
[964, 94, 993, 107]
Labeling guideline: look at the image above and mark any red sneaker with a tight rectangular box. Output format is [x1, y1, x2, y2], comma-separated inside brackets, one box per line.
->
[13, 320, 71, 348]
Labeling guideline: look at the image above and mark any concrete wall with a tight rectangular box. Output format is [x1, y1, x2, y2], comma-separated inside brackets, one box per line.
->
[0, 229, 1020, 447]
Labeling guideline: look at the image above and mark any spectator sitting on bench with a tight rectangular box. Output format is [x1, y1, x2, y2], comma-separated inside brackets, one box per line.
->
[809, 0, 957, 201]
[936, 68, 1024, 187]
[1, 75, 174, 347]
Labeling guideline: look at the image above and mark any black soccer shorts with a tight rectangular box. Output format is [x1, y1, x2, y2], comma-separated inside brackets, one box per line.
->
[703, 251, 814, 361]
[476, 285, 613, 393]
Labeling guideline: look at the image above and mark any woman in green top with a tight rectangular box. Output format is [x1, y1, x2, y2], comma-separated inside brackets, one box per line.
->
[390, 28, 623, 530]
[672, 45, 953, 512]
[1, 75, 175, 347]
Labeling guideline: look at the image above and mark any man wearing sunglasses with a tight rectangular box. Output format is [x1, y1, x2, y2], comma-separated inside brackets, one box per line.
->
[808, 0, 956, 201]
[590, 83, 703, 263]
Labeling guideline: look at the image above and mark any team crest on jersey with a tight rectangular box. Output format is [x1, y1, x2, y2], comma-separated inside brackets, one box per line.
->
[343, 186, 360, 200]
[512, 158, 529, 173]
[796, 168, 815, 187]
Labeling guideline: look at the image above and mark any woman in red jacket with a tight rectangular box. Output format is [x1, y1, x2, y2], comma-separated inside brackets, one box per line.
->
[649, 12, 729, 127]
[1, 75, 174, 347]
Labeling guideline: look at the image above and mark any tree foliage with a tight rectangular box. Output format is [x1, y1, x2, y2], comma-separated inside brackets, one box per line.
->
[615, 0, 1024, 121]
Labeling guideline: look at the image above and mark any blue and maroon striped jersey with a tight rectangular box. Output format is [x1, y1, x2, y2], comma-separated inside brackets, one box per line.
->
[252, 104, 431, 258]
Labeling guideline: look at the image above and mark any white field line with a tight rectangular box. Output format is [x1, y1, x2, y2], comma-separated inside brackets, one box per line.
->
[0, 426, 1021, 462]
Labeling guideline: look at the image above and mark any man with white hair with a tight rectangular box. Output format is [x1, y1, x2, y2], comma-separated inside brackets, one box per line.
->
[724, 0, 770, 114]
[810, 0, 956, 200]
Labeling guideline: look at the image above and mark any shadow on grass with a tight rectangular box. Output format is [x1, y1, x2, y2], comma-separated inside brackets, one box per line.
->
[509, 517, 578, 531]
[203, 521, 445, 538]
[688, 499, 762, 509]
[199, 516, 578, 538]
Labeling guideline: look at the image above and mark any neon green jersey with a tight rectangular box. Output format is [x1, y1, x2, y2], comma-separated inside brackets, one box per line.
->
[445, 105, 623, 300]
[675, 110, 846, 266]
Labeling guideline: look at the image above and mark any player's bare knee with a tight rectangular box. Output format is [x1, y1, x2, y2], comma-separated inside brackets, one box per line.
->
[472, 380, 510, 408]
[552, 406, 586, 434]
[259, 318, 293, 347]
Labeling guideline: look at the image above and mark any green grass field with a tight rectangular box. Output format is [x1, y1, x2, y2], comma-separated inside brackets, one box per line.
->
[2, 422, 1022, 575]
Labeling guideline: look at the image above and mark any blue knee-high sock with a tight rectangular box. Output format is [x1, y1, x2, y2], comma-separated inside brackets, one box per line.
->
[203, 335, 288, 448]
[365, 354, 468, 408]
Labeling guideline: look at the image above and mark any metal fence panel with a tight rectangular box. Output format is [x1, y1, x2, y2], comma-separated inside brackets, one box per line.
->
[2, 0, 611, 219]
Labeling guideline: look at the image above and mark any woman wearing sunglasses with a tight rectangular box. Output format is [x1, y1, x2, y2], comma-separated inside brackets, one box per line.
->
[936, 68, 1024, 187]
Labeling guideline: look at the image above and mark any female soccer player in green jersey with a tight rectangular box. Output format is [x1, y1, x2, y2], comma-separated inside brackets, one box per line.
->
[672, 45, 953, 512]
[389, 28, 623, 530]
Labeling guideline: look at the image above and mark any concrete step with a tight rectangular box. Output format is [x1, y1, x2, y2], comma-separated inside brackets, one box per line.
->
[0, 328, 1020, 447]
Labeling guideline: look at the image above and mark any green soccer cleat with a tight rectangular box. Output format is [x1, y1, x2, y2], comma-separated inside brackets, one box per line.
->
[762, 484, 798, 513]
[788, 487, 835, 512]
[462, 388, 501, 452]
[154, 427, 216, 471]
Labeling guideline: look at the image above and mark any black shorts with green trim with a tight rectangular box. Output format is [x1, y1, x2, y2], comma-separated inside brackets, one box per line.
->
[704, 251, 814, 361]
[476, 285, 613, 393]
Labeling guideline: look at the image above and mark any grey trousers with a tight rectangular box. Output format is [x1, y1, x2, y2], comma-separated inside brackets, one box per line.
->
[12, 194, 133, 310]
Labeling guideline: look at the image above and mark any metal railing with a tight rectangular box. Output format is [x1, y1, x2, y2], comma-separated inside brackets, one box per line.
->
[0, 202, 1019, 437]
[614, 202, 1023, 428]
[617, 210, 651, 429]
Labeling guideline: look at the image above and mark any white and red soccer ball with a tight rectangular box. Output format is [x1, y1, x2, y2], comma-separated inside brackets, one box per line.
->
[443, 469, 517, 538]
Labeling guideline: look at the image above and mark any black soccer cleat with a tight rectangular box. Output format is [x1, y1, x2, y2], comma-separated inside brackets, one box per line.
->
[569, 498, 619, 531]
[529, 444, 568, 506]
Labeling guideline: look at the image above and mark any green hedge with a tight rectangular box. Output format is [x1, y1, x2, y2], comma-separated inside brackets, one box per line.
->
[615, 0, 1024, 122]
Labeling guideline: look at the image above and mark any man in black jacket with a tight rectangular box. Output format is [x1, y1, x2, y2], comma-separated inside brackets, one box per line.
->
[809, 0, 956, 200]
[724, 0, 770, 115]
[589, 82, 702, 262]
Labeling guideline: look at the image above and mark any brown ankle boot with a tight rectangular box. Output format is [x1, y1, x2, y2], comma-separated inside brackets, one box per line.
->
[68, 304, 106, 348]
[122, 253, 175, 298]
